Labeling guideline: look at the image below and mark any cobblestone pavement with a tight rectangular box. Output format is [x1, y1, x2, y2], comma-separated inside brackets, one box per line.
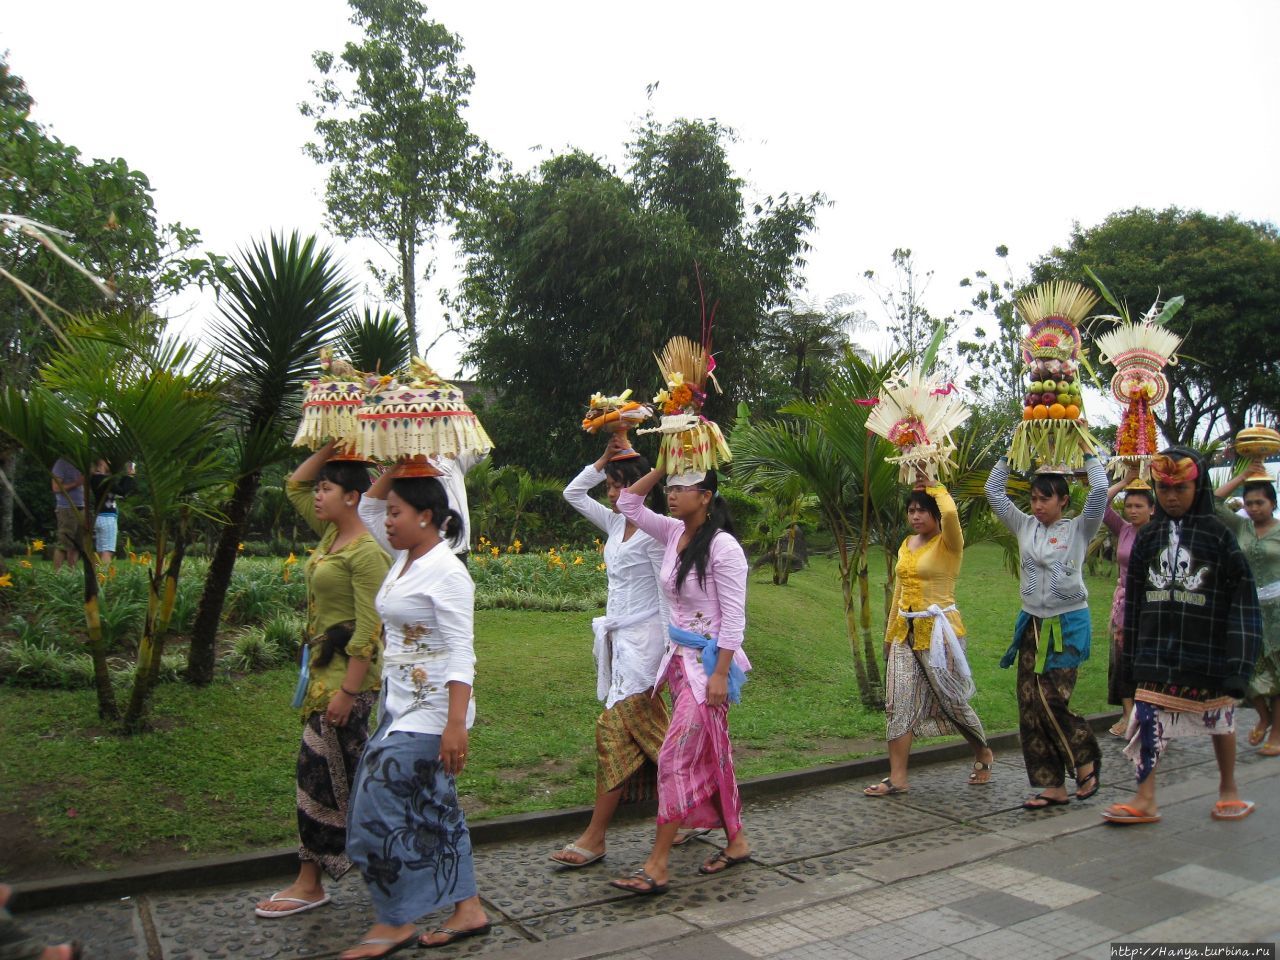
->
[17, 728, 1280, 958]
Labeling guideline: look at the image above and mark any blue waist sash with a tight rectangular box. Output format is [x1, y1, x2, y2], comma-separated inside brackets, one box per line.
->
[668, 625, 747, 704]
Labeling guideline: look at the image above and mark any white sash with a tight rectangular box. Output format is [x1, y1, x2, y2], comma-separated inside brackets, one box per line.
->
[591, 609, 655, 702]
[901, 604, 976, 701]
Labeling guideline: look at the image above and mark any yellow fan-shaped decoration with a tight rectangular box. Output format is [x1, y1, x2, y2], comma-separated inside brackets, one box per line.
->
[865, 366, 971, 484]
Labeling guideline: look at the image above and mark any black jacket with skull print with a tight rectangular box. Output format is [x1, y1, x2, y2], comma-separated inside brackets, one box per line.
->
[1122, 447, 1261, 696]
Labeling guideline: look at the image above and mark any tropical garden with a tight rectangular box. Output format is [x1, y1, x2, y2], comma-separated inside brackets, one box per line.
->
[2, 0, 1279, 880]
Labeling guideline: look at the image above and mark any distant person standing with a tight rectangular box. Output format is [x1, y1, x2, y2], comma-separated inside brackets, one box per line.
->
[90, 459, 137, 565]
[50, 458, 85, 572]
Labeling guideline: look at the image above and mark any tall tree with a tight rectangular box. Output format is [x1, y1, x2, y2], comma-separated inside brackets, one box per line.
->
[864, 248, 944, 362]
[302, 0, 490, 353]
[456, 119, 824, 475]
[1032, 207, 1280, 442]
[185, 233, 354, 685]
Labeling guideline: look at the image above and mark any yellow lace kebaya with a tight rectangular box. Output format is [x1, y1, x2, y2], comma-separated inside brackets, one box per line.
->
[884, 484, 966, 649]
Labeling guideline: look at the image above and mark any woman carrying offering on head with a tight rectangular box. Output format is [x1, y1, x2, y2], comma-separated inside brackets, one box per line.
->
[255, 441, 390, 921]
[985, 440, 1105, 809]
[1102, 467, 1155, 738]
[550, 434, 685, 867]
[607, 455, 751, 895]
[339, 466, 491, 957]
[864, 469, 993, 796]
[1214, 459, 1280, 755]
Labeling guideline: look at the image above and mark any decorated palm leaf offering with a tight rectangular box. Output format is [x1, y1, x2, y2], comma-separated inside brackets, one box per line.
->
[637, 335, 732, 474]
[356, 356, 494, 470]
[582, 387, 651, 459]
[1095, 292, 1184, 484]
[1235, 425, 1280, 477]
[1008, 280, 1099, 471]
[865, 357, 970, 485]
[293, 348, 369, 457]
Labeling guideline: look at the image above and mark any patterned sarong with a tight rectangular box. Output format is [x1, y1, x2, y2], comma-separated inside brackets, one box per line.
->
[1015, 617, 1100, 788]
[656, 657, 743, 840]
[1123, 683, 1236, 783]
[347, 720, 478, 925]
[296, 692, 375, 879]
[885, 639, 987, 745]
[596, 691, 670, 802]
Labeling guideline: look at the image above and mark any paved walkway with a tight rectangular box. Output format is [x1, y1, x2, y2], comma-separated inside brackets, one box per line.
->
[16, 727, 1280, 958]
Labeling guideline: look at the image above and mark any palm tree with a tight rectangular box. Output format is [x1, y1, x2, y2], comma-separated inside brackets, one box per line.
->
[185, 232, 354, 685]
[762, 293, 873, 401]
[338, 305, 413, 374]
[0, 313, 228, 728]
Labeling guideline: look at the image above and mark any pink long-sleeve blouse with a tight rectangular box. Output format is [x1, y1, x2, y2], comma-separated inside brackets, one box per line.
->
[616, 488, 751, 705]
[1103, 506, 1140, 634]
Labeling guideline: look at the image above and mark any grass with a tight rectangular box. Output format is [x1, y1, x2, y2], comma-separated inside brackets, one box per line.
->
[0, 543, 1119, 876]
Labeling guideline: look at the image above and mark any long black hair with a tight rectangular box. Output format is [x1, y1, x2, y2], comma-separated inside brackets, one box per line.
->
[391, 476, 465, 548]
[675, 469, 737, 592]
[313, 620, 354, 670]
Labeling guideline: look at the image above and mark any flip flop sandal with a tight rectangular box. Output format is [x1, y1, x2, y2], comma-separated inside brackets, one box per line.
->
[548, 844, 606, 868]
[1102, 803, 1161, 824]
[1257, 744, 1280, 757]
[672, 828, 712, 846]
[419, 923, 493, 949]
[968, 759, 995, 785]
[254, 893, 332, 917]
[1248, 724, 1270, 746]
[863, 777, 908, 797]
[609, 868, 669, 896]
[1109, 721, 1129, 738]
[1211, 800, 1256, 820]
[1023, 793, 1072, 809]
[1076, 760, 1101, 801]
[699, 849, 752, 875]
[339, 932, 419, 959]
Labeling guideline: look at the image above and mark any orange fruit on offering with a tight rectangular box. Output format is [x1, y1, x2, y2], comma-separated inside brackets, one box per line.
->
[1048, 403, 1067, 419]
[1065, 403, 1080, 420]
[1032, 404, 1049, 420]
[1023, 406, 1035, 420]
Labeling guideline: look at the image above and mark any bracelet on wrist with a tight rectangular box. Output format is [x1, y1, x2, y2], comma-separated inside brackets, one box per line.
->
[340, 686, 359, 697]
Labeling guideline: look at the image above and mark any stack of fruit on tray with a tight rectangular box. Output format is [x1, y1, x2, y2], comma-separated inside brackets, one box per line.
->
[1007, 280, 1100, 472]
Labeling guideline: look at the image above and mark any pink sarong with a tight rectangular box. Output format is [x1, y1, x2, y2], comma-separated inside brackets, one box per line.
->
[656, 657, 743, 840]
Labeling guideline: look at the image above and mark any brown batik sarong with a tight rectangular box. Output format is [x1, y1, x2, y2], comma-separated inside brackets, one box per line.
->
[596, 691, 670, 803]
[296, 691, 375, 879]
[885, 635, 988, 745]
[1016, 619, 1100, 788]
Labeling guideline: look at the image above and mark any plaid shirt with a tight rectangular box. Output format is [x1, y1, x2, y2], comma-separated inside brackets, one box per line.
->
[1123, 509, 1261, 696]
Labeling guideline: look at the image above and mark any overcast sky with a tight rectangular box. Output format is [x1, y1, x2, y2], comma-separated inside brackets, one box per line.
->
[4, 1, 1278, 394]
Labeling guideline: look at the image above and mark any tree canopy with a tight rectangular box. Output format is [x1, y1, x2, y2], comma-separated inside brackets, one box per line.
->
[1032, 207, 1280, 442]
[454, 118, 825, 475]
[302, 0, 490, 353]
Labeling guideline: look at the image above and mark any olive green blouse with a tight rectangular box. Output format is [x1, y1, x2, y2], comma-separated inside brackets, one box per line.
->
[286, 480, 391, 718]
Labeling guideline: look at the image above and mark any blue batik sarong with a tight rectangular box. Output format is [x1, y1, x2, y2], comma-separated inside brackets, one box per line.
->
[346, 711, 477, 924]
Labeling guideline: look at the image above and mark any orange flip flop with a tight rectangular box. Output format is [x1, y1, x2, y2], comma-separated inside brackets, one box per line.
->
[1102, 803, 1161, 824]
[1211, 800, 1256, 820]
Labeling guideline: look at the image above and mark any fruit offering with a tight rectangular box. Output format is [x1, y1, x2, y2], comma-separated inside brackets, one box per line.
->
[1006, 281, 1100, 471]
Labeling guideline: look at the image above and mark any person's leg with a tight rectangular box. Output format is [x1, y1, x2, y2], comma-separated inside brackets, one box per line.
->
[864, 732, 912, 794]
[1040, 665, 1100, 798]
[959, 725, 995, 783]
[1213, 732, 1240, 803]
[1264, 697, 1280, 750]
[554, 785, 623, 864]
[1248, 695, 1271, 745]
[1017, 628, 1070, 804]
[610, 820, 681, 891]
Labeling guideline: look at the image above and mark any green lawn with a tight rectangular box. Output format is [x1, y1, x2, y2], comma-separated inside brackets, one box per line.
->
[0, 543, 1118, 876]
